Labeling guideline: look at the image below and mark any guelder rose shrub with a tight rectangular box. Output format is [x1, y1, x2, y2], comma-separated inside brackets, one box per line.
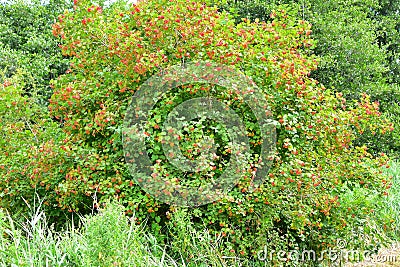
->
[0, 72, 67, 219]
[46, 0, 394, 257]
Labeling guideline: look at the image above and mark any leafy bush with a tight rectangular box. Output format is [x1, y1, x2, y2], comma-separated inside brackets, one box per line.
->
[0, 70, 70, 224]
[354, 83, 400, 158]
[1, 0, 395, 261]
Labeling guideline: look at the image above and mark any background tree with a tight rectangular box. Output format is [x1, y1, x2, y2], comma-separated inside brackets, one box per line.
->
[0, 0, 71, 105]
[215, 0, 400, 158]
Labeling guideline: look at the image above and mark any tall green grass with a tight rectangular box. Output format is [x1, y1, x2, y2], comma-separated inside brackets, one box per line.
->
[0, 201, 253, 267]
[0, 201, 180, 267]
[385, 160, 400, 237]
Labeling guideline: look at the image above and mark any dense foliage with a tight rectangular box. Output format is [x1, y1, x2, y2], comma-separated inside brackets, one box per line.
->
[0, 0, 70, 104]
[0, 0, 398, 264]
[0, 70, 69, 221]
[216, 0, 400, 158]
[26, 0, 392, 257]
